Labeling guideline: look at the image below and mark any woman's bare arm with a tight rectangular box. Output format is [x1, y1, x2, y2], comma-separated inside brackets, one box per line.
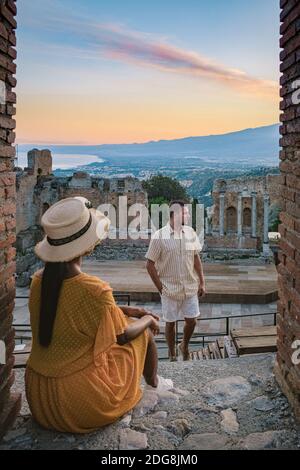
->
[120, 305, 159, 320]
[117, 315, 159, 345]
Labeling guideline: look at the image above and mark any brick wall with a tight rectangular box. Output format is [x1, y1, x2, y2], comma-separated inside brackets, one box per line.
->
[275, 0, 300, 419]
[0, 0, 21, 439]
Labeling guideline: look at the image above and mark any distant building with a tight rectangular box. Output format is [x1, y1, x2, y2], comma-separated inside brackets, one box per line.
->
[205, 174, 282, 255]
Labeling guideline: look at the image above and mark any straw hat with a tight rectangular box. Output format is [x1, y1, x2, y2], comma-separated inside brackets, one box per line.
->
[35, 197, 110, 262]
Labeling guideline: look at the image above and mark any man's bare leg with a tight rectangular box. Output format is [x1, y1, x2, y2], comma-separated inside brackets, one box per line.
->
[143, 329, 159, 387]
[179, 318, 197, 360]
[165, 321, 177, 360]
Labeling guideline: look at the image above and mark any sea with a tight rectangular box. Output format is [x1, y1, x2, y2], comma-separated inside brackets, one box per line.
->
[16, 151, 101, 170]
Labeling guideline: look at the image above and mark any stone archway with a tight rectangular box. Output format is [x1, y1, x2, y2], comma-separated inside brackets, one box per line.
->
[243, 208, 251, 229]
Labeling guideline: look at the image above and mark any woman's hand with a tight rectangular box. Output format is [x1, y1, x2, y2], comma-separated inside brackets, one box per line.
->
[144, 315, 160, 336]
[122, 306, 160, 321]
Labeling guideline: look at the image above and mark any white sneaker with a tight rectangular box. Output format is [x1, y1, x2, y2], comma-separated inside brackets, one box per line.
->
[145, 376, 174, 392]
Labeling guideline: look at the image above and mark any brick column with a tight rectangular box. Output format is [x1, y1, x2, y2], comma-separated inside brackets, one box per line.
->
[0, 0, 21, 439]
[275, 0, 300, 420]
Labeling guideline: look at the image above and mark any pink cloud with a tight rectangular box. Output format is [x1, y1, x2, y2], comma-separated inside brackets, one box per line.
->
[33, 9, 278, 99]
[83, 23, 278, 98]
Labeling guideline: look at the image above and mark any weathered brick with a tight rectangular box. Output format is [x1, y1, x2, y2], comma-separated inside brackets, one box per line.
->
[281, 2, 300, 34]
[5, 216, 15, 231]
[6, 104, 16, 116]
[280, 22, 296, 48]
[0, 262, 15, 286]
[0, 172, 15, 187]
[0, 4, 17, 29]
[0, 116, 15, 131]
[6, 90, 16, 102]
[8, 32, 16, 47]
[5, 247, 15, 264]
[0, 144, 15, 157]
[280, 238, 296, 259]
[4, 184, 15, 199]
[280, 211, 296, 230]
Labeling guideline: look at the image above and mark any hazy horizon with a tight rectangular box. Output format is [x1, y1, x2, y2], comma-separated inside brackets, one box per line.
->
[17, 123, 280, 147]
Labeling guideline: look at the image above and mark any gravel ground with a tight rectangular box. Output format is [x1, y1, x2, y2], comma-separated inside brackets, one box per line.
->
[1, 354, 299, 450]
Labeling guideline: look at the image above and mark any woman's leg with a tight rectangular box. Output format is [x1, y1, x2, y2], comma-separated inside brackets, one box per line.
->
[143, 329, 158, 387]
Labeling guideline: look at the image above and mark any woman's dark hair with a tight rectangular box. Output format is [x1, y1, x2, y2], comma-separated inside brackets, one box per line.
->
[39, 262, 68, 347]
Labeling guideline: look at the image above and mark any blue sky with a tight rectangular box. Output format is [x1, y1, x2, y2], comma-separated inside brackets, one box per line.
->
[16, 0, 280, 144]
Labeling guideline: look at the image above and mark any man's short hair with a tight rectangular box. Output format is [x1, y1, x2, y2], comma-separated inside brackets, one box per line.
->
[169, 200, 188, 217]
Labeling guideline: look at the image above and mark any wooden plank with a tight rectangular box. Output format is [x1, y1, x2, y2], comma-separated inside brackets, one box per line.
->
[231, 326, 277, 338]
[208, 343, 215, 358]
[190, 349, 204, 361]
[235, 336, 277, 355]
[202, 347, 211, 360]
[13, 353, 30, 369]
[190, 350, 197, 360]
[14, 341, 32, 355]
[216, 338, 225, 358]
[212, 342, 222, 359]
[223, 335, 238, 358]
[14, 345, 31, 355]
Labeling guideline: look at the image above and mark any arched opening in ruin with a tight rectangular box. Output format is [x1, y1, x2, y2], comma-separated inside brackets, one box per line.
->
[243, 207, 251, 230]
[226, 206, 237, 233]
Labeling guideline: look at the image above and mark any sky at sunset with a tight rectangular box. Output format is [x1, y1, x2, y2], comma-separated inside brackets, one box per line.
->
[16, 0, 280, 145]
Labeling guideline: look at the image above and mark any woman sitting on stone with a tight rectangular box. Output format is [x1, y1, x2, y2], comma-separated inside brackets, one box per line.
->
[25, 197, 160, 433]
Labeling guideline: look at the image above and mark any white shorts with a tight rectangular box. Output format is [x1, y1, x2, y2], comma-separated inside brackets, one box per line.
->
[161, 294, 200, 323]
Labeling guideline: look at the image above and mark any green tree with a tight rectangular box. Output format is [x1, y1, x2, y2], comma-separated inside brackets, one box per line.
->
[143, 174, 189, 205]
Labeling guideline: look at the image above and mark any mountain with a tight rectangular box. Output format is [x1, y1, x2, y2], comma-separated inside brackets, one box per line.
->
[18, 124, 280, 166]
[94, 124, 279, 163]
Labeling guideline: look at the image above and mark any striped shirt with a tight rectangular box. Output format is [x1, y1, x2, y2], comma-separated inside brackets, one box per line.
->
[145, 223, 202, 300]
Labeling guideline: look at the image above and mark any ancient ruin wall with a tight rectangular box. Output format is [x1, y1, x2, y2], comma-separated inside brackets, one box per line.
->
[0, 0, 21, 438]
[15, 151, 149, 285]
[275, 0, 300, 419]
[207, 175, 281, 253]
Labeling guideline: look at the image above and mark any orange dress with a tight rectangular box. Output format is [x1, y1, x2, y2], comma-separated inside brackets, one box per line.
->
[25, 272, 148, 433]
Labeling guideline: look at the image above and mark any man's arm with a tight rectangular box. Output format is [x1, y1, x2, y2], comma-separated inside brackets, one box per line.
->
[194, 253, 206, 297]
[146, 259, 163, 294]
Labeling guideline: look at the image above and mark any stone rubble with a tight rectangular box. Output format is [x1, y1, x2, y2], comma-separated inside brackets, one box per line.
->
[220, 409, 239, 435]
[1, 354, 299, 450]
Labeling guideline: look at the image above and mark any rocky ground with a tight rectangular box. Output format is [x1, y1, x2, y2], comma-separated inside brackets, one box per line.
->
[1, 354, 299, 450]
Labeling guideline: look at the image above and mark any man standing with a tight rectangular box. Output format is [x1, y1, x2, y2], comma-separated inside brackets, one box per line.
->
[146, 200, 206, 361]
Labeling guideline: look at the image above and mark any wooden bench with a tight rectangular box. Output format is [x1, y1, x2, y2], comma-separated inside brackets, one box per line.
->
[231, 326, 277, 355]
